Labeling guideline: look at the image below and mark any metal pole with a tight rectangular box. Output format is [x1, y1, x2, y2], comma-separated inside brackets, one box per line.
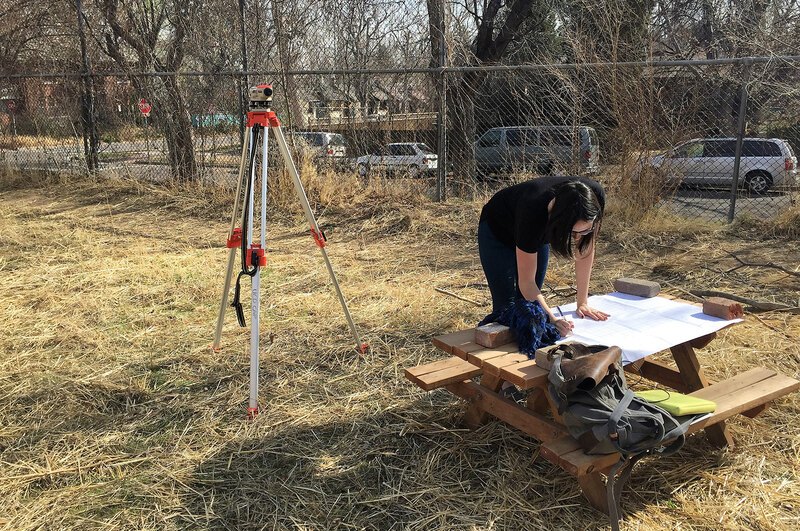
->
[247, 128, 259, 415]
[727, 59, 753, 223]
[212, 130, 252, 351]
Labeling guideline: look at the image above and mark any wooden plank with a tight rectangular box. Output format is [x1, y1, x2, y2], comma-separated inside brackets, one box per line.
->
[463, 373, 503, 429]
[483, 353, 530, 376]
[405, 356, 466, 378]
[526, 387, 549, 414]
[454, 341, 490, 360]
[432, 329, 475, 355]
[687, 371, 800, 435]
[578, 473, 610, 514]
[540, 436, 621, 476]
[466, 343, 520, 366]
[624, 359, 690, 392]
[670, 341, 734, 448]
[446, 380, 567, 442]
[405, 358, 482, 391]
[500, 360, 549, 390]
[689, 367, 776, 400]
[689, 332, 717, 349]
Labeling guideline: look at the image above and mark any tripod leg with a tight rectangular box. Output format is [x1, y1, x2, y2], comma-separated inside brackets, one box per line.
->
[247, 128, 268, 418]
[271, 125, 367, 353]
[212, 128, 253, 351]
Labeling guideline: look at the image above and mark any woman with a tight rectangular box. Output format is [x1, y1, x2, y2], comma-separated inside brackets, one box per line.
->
[478, 175, 610, 338]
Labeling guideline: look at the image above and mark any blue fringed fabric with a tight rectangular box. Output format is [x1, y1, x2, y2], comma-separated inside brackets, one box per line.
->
[479, 299, 562, 357]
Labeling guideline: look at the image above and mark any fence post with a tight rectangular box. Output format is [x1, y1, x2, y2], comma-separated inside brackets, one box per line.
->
[75, 0, 99, 173]
[436, 69, 448, 202]
[727, 58, 753, 223]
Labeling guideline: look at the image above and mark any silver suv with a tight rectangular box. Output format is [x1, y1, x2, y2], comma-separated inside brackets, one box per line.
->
[645, 138, 797, 194]
[356, 143, 438, 178]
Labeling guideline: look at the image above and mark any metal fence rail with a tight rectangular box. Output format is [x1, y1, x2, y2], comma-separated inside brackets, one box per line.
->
[1, 57, 798, 222]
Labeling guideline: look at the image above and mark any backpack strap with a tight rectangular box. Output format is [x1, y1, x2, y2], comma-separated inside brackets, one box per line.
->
[606, 453, 647, 531]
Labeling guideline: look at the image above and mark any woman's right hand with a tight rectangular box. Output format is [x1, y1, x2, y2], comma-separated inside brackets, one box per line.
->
[553, 318, 574, 337]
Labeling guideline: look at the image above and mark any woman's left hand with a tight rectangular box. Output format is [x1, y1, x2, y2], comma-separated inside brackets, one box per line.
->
[576, 304, 609, 321]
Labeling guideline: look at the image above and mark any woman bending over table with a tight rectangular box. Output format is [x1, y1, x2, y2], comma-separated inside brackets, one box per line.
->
[478, 175, 610, 337]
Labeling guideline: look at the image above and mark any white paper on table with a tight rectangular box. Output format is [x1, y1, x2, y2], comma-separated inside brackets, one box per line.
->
[555, 292, 743, 365]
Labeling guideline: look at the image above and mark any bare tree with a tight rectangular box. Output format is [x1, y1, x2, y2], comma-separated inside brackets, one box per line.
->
[428, 0, 556, 179]
[91, 0, 199, 182]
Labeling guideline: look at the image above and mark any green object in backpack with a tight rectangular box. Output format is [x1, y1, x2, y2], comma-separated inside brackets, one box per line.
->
[635, 390, 717, 416]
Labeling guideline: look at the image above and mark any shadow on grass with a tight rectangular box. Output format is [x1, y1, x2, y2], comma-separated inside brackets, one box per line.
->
[177, 396, 728, 530]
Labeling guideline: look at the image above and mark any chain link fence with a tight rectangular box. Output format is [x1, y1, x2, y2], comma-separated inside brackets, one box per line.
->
[1, 57, 798, 222]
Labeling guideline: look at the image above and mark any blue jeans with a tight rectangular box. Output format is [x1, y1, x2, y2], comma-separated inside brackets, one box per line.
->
[478, 220, 549, 315]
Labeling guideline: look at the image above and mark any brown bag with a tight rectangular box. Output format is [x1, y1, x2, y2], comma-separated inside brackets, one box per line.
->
[536, 343, 622, 396]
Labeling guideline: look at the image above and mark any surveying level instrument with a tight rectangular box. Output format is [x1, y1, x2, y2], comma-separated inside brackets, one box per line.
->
[213, 83, 368, 419]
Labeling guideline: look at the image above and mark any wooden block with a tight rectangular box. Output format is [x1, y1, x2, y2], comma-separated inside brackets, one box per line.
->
[702, 297, 744, 320]
[613, 277, 660, 298]
[475, 322, 514, 348]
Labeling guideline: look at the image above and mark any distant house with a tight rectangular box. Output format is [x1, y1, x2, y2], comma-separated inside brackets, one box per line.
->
[302, 79, 435, 131]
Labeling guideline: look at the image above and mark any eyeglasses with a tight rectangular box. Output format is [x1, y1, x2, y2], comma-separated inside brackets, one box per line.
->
[572, 225, 595, 237]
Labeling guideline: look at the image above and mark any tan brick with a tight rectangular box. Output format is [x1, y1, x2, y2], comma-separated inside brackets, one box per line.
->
[702, 297, 744, 320]
[474, 322, 514, 348]
[613, 277, 661, 298]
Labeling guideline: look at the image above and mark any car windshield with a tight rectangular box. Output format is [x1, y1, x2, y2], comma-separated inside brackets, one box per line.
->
[415, 143, 435, 154]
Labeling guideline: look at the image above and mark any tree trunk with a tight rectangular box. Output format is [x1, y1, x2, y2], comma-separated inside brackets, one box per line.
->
[447, 72, 477, 181]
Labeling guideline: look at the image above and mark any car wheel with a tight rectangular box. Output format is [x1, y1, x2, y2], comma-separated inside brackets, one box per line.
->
[408, 165, 420, 178]
[744, 171, 772, 195]
[357, 163, 369, 178]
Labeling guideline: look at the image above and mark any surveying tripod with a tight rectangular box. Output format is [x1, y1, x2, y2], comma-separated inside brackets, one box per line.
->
[213, 83, 368, 419]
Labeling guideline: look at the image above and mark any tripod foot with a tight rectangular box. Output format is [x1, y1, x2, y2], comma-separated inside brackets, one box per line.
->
[210, 343, 222, 353]
[247, 407, 259, 420]
[359, 343, 369, 355]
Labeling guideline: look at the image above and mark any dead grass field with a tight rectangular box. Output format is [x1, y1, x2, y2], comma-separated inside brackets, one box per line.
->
[0, 172, 798, 530]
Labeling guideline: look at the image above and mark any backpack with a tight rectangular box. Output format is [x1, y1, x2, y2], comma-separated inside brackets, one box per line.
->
[546, 343, 693, 531]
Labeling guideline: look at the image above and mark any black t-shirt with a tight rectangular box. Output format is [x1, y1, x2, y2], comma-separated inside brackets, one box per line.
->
[479, 176, 606, 253]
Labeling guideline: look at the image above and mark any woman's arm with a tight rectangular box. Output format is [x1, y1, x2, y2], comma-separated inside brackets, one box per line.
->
[516, 247, 574, 336]
[574, 238, 609, 320]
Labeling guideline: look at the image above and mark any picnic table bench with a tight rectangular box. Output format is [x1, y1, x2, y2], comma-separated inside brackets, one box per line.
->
[405, 299, 800, 516]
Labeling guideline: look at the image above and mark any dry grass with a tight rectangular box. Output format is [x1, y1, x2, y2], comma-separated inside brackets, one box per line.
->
[0, 171, 798, 530]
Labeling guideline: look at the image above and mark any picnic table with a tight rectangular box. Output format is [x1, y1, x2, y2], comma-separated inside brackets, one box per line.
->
[405, 294, 800, 516]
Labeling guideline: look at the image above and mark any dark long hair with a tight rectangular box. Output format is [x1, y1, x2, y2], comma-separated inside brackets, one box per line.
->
[544, 180, 603, 258]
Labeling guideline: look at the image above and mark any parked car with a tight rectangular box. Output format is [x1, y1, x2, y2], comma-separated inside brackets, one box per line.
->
[288, 131, 348, 161]
[641, 137, 797, 194]
[356, 143, 438, 178]
[474, 125, 600, 176]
